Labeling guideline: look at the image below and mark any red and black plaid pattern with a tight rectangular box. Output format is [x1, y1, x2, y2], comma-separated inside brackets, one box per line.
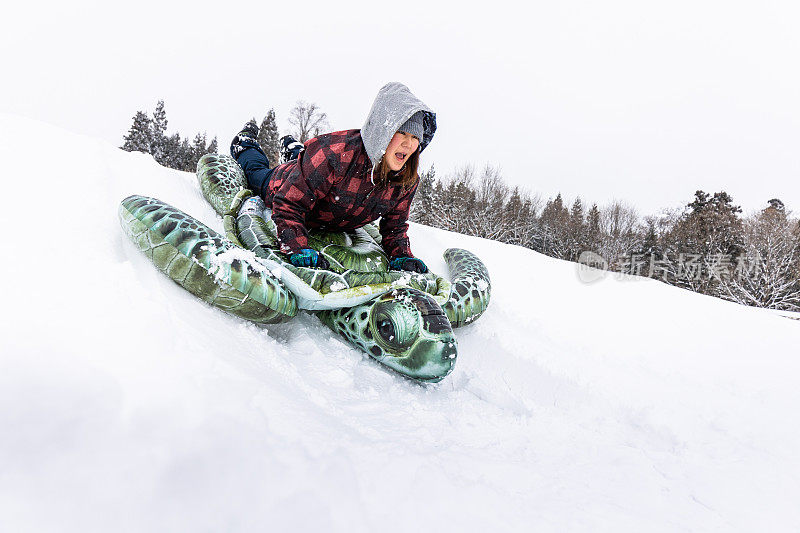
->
[264, 129, 418, 259]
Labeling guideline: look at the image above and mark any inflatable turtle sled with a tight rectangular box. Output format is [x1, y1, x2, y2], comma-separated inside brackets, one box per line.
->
[118, 154, 491, 382]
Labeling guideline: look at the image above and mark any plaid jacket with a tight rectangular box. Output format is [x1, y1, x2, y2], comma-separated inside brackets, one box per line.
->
[263, 129, 418, 259]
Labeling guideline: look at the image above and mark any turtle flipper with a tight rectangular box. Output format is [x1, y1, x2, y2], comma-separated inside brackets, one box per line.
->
[197, 153, 248, 216]
[119, 195, 297, 324]
[442, 248, 491, 328]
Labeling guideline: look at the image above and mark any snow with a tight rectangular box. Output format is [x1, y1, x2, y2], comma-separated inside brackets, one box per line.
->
[329, 281, 347, 292]
[204, 245, 274, 283]
[1, 113, 799, 532]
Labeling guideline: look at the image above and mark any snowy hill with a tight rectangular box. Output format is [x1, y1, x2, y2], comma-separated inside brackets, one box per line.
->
[1, 113, 799, 532]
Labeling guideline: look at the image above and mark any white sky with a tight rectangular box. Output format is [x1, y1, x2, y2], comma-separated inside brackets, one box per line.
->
[4, 0, 800, 217]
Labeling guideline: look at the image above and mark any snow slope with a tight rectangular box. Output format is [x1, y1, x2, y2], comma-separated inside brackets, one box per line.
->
[1, 114, 799, 532]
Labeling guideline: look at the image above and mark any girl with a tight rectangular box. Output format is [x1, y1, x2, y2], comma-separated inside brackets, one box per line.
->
[230, 82, 436, 273]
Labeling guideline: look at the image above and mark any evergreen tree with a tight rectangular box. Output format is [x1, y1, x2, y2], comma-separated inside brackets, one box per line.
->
[685, 191, 744, 259]
[537, 193, 571, 258]
[767, 198, 785, 213]
[411, 165, 436, 226]
[639, 218, 661, 258]
[258, 109, 281, 168]
[634, 217, 665, 280]
[151, 100, 169, 164]
[152, 100, 168, 136]
[178, 137, 193, 171]
[443, 175, 476, 234]
[161, 133, 182, 169]
[431, 180, 448, 225]
[569, 197, 584, 225]
[121, 111, 154, 153]
[568, 197, 586, 260]
[586, 203, 601, 249]
[189, 132, 207, 171]
[517, 195, 537, 248]
[663, 190, 745, 296]
[207, 136, 218, 154]
[542, 193, 569, 224]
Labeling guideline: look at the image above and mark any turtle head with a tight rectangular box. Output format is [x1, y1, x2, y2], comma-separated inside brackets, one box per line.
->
[367, 287, 457, 382]
[320, 287, 457, 382]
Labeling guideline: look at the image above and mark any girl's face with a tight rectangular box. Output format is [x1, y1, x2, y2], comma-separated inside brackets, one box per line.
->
[385, 131, 420, 171]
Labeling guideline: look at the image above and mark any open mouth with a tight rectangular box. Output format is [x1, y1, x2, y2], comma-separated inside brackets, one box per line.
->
[395, 152, 406, 162]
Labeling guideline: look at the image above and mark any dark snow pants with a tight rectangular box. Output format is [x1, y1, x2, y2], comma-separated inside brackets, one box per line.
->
[235, 147, 274, 199]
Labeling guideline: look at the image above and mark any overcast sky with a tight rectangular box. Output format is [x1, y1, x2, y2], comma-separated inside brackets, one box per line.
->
[4, 0, 800, 217]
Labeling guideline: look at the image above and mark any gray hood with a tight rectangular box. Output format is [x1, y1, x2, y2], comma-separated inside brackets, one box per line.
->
[361, 82, 437, 168]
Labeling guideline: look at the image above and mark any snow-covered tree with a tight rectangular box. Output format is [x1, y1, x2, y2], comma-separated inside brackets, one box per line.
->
[585, 203, 602, 251]
[121, 111, 153, 153]
[207, 136, 218, 154]
[159, 133, 181, 169]
[151, 100, 169, 164]
[639, 217, 662, 258]
[258, 109, 281, 168]
[662, 190, 745, 296]
[410, 165, 436, 226]
[178, 137, 193, 171]
[502, 187, 525, 246]
[723, 200, 800, 311]
[538, 193, 571, 258]
[567, 197, 586, 260]
[188, 132, 207, 171]
[470, 165, 507, 241]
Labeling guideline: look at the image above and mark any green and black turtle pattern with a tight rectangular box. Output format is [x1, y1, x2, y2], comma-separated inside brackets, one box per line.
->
[119, 195, 298, 324]
[442, 248, 492, 328]
[197, 153, 248, 216]
[318, 288, 457, 382]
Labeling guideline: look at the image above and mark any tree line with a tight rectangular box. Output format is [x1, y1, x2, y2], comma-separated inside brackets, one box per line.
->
[121, 101, 218, 172]
[121, 100, 328, 171]
[410, 165, 800, 312]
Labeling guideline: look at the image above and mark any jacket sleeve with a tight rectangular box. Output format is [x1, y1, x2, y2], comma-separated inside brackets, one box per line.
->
[379, 179, 419, 259]
[271, 139, 336, 255]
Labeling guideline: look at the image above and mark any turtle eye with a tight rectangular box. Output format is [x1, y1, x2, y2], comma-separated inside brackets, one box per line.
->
[377, 318, 395, 341]
[370, 302, 419, 352]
